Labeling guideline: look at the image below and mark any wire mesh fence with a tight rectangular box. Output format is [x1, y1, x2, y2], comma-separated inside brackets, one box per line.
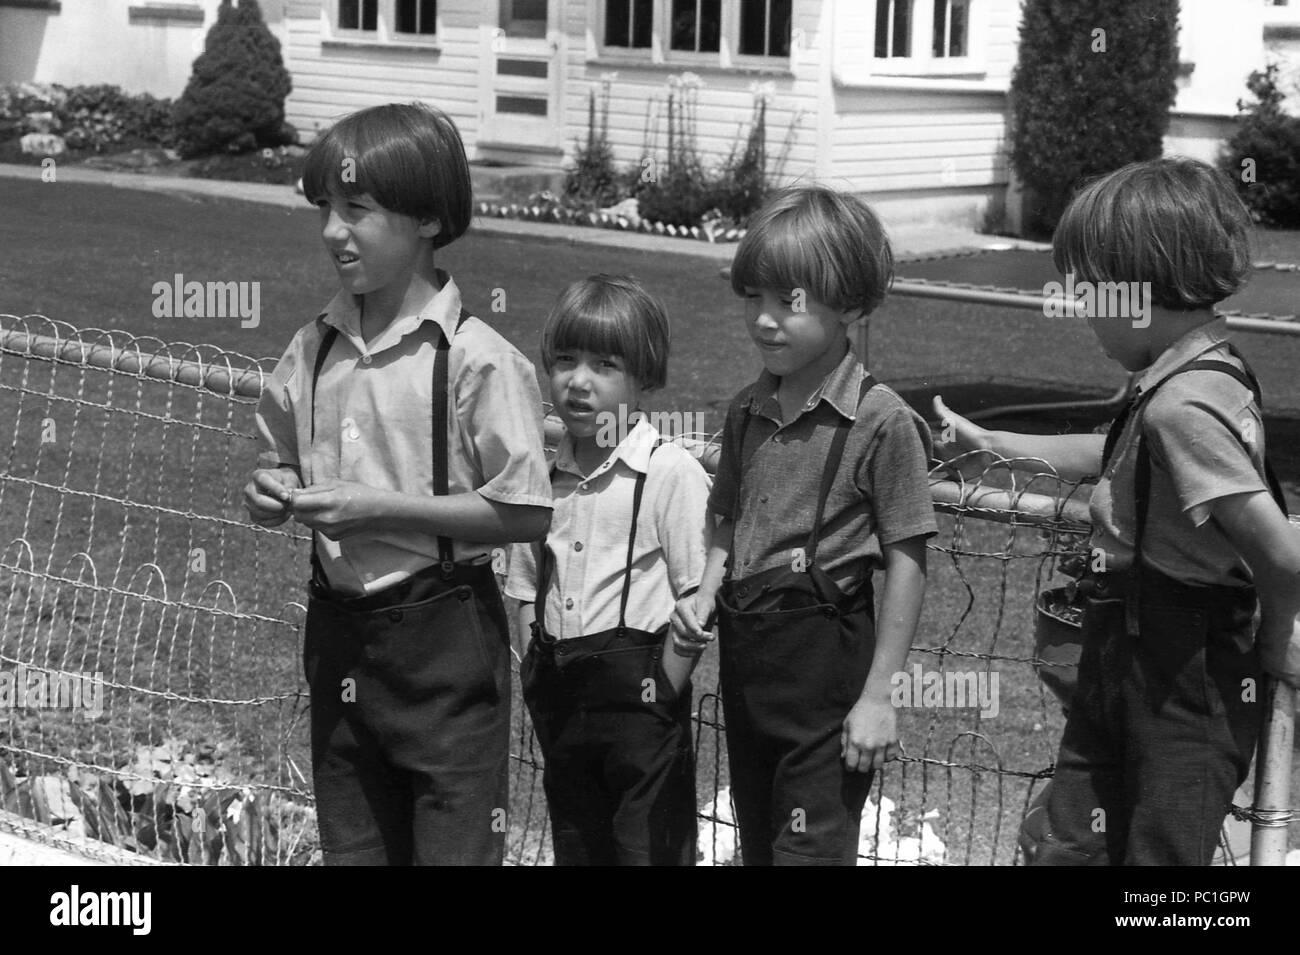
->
[0, 313, 1291, 865]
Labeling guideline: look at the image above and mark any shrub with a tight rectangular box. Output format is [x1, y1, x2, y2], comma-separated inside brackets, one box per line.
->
[637, 77, 718, 227]
[172, 0, 293, 158]
[1009, 0, 1179, 236]
[564, 87, 621, 209]
[1219, 64, 1300, 228]
[0, 82, 175, 153]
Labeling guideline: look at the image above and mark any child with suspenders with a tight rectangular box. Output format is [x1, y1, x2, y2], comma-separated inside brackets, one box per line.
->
[936, 158, 1300, 865]
[245, 104, 552, 865]
[675, 186, 938, 865]
[506, 275, 711, 865]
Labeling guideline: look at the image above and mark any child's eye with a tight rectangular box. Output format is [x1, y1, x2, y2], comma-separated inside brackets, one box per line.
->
[600, 358, 621, 370]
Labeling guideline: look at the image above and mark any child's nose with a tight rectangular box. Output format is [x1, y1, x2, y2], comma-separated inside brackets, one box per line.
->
[321, 208, 347, 241]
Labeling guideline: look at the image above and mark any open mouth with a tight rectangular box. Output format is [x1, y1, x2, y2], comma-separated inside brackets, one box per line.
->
[566, 398, 595, 415]
[333, 251, 360, 266]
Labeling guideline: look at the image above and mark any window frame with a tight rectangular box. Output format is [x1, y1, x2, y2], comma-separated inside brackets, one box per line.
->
[327, 0, 441, 47]
[594, 0, 794, 69]
[869, 0, 984, 78]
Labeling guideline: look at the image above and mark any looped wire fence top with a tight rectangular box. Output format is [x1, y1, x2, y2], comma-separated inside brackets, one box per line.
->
[0, 313, 1292, 866]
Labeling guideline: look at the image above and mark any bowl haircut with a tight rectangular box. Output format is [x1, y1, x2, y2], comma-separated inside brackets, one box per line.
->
[540, 275, 671, 392]
[729, 185, 895, 317]
[302, 102, 472, 250]
[1052, 157, 1253, 310]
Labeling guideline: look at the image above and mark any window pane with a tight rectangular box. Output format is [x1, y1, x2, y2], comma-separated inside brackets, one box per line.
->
[700, 0, 720, 51]
[501, 0, 548, 38]
[496, 94, 548, 116]
[632, 0, 652, 47]
[605, 0, 630, 46]
[874, 0, 889, 57]
[671, 0, 696, 51]
[362, 0, 377, 31]
[949, 0, 967, 56]
[932, 0, 945, 57]
[769, 0, 791, 56]
[892, 0, 911, 57]
[340, 0, 358, 30]
[739, 0, 766, 55]
[397, 0, 415, 33]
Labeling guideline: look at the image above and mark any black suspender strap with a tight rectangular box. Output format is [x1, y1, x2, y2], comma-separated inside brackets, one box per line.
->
[432, 308, 470, 577]
[534, 439, 664, 638]
[805, 373, 877, 566]
[308, 307, 470, 582]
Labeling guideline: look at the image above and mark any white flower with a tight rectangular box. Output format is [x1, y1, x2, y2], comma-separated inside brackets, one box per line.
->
[749, 80, 776, 103]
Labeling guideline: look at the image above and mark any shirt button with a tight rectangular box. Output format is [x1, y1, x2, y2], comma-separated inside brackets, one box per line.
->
[362, 354, 372, 365]
[565, 597, 574, 610]
[573, 542, 583, 551]
[580, 483, 589, 491]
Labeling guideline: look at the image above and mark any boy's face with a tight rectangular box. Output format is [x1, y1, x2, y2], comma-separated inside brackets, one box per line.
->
[316, 192, 438, 298]
[742, 287, 852, 378]
[548, 348, 643, 443]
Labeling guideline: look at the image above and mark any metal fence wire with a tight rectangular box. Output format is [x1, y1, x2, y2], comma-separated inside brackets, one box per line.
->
[0, 313, 1293, 866]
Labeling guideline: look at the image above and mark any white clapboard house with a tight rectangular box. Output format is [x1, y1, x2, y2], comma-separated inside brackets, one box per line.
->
[3, 0, 1299, 227]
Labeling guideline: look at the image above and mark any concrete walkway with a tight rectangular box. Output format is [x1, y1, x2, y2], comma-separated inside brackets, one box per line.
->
[0, 161, 1047, 262]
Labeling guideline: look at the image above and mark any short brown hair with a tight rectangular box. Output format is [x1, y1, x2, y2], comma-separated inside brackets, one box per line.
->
[302, 102, 472, 250]
[540, 275, 671, 391]
[730, 185, 894, 316]
[1052, 157, 1253, 310]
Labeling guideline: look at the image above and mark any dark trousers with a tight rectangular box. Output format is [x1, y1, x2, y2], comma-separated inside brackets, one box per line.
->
[1033, 564, 1261, 866]
[304, 558, 511, 865]
[521, 627, 696, 866]
[717, 570, 876, 866]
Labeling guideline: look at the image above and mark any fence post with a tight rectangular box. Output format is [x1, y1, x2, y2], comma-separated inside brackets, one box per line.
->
[1250, 678, 1296, 865]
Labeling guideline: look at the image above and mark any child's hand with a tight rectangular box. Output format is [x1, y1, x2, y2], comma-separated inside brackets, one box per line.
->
[289, 480, 381, 540]
[671, 591, 716, 648]
[931, 395, 993, 461]
[841, 696, 901, 773]
[244, 467, 301, 527]
[1259, 617, 1300, 690]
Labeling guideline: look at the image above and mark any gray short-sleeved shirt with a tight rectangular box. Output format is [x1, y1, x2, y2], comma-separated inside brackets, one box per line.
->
[1090, 320, 1271, 587]
[709, 349, 938, 593]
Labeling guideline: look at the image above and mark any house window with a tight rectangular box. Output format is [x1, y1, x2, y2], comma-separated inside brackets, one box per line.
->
[875, 0, 912, 57]
[605, 0, 652, 48]
[396, 0, 436, 34]
[932, 0, 967, 57]
[738, 0, 791, 57]
[670, 0, 721, 53]
[335, 0, 438, 37]
[340, 0, 377, 31]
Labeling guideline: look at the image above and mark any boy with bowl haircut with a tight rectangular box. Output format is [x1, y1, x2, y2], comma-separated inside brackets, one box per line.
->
[243, 103, 552, 865]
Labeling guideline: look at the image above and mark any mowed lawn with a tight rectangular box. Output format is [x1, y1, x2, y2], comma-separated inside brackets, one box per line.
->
[2, 177, 1299, 864]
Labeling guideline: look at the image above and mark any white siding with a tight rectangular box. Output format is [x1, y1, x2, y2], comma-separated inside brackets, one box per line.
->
[284, 0, 485, 145]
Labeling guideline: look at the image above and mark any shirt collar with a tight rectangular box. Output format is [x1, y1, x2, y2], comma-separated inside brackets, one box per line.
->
[747, 346, 868, 422]
[554, 416, 661, 479]
[317, 269, 465, 353]
[1134, 318, 1230, 396]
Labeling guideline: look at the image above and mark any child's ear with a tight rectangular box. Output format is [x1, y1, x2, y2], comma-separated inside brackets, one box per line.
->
[417, 218, 443, 239]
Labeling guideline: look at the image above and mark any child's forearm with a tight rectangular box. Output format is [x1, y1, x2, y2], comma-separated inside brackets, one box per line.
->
[376, 490, 551, 544]
[696, 516, 734, 603]
[981, 431, 1106, 482]
[859, 537, 927, 704]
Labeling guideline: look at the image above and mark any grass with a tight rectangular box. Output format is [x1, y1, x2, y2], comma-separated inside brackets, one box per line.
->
[2, 178, 1298, 863]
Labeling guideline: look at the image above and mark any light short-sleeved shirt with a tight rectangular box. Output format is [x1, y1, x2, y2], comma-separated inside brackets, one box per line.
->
[708, 348, 938, 594]
[255, 271, 552, 595]
[1089, 319, 1271, 587]
[504, 418, 711, 639]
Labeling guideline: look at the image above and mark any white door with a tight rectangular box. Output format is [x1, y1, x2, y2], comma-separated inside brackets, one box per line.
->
[479, 0, 563, 156]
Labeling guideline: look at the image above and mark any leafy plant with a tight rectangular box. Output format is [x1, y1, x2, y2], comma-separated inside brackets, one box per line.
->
[1219, 64, 1300, 228]
[565, 87, 621, 209]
